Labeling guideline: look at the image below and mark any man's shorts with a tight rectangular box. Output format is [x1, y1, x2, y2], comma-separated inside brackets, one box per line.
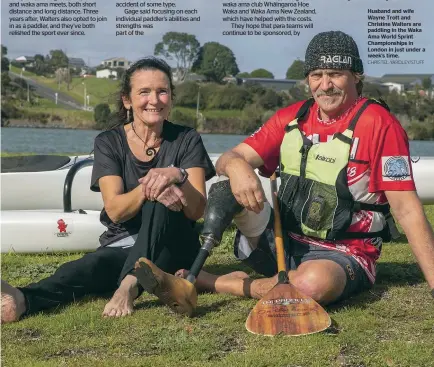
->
[233, 218, 372, 303]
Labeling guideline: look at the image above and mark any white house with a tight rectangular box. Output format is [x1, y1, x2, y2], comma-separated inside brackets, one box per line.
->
[15, 56, 35, 66]
[101, 57, 131, 69]
[96, 69, 118, 79]
[381, 82, 405, 94]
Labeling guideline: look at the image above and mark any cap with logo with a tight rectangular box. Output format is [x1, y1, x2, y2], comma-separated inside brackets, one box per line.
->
[303, 30, 364, 77]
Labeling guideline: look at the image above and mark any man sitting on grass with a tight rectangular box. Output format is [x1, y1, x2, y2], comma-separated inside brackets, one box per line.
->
[175, 30, 434, 305]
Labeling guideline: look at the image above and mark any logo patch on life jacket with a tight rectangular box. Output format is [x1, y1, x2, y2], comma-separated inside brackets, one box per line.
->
[382, 156, 411, 181]
[315, 154, 336, 163]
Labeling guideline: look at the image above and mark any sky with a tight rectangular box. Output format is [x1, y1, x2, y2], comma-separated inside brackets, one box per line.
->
[1, 0, 433, 78]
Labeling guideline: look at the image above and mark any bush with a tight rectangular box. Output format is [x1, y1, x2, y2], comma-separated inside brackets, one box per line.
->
[175, 81, 199, 108]
[207, 84, 251, 110]
[258, 89, 282, 109]
[241, 104, 265, 133]
[170, 108, 196, 128]
[94, 103, 111, 129]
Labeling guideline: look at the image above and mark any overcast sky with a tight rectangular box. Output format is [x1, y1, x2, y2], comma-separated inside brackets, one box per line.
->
[2, 0, 433, 78]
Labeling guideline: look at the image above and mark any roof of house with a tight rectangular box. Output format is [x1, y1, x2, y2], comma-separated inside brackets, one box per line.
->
[379, 74, 434, 84]
[15, 56, 35, 62]
[103, 57, 128, 62]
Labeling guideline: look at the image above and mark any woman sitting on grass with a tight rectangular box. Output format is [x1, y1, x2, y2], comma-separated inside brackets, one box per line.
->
[1, 57, 215, 323]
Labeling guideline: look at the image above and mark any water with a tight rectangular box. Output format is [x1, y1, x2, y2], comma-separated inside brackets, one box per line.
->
[1, 127, 434, 156]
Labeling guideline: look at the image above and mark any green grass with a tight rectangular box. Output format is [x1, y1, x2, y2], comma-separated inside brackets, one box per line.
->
[9, 66, 244, 118]
[11, 66, 119, 106]
[2, 207, 434, 366]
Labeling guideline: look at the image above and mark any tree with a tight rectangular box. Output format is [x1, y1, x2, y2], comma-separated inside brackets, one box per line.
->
[237, 72, 250, 78]
[49, 50, 69, 69]
[192, 42, 239, 83]
[422, 77, 432, 91]
[94, 103, 111, 128]
[33, 54, 48, 75]
[154, 32, 200, 81]
[114, 67, 126, 80]
[286, 59, 305, 79]
[1, 44, 9, 73]
[250, 68, 274, 79]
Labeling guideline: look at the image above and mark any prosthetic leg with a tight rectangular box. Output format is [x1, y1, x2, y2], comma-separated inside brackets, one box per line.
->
[186, 179, 243, 284]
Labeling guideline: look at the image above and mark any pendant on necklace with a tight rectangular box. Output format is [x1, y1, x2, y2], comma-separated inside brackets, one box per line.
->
[146, 147, 157, 157]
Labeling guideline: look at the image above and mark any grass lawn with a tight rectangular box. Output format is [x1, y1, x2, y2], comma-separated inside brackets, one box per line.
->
[10, 66, 119, 106]
[2, 204, 434, 366]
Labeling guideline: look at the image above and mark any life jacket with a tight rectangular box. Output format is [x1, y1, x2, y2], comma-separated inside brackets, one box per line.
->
[278, 98, 400, 241]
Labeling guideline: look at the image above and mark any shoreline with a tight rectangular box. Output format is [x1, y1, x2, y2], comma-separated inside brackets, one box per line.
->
[1, 120, 249, 136]
[3, 119, 96, 130]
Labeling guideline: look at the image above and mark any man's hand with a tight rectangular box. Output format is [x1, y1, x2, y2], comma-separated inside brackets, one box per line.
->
[139, 167, 183, 201]
[156, 185, 187, 212]
[227, 162, 266, 214]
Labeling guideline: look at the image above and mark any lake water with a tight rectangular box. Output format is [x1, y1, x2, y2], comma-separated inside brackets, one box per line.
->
[1, 127, 434, 156]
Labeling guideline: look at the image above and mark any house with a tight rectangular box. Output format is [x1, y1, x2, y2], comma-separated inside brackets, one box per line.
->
[379, 74, 434, 91]
[96, 69, 118, 79]
[380, 82, 405, 94]
[14, 56, 35, 66]
[101, 57, 131, 69]
[238, 77, 301, 92]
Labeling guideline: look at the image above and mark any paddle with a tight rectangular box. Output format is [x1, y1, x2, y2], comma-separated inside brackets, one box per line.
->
[245, 173, 331, 336]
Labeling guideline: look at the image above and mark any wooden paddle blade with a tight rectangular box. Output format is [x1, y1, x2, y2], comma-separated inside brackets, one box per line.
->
[245, 283, 331, 336]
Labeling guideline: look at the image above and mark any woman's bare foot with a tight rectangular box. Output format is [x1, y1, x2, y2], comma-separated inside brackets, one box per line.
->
[102, 274, 139, 318]
[1, 280, 26, 324]
[134, 258, 197, 317]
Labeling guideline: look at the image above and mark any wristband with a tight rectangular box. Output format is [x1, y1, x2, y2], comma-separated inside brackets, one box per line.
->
[168, 164, 188, 186]
[176, 167, 189, 186]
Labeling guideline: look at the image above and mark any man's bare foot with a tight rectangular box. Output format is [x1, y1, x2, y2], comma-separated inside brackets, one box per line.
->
[1, 280, 26, 324]
[102, 274, 139, 318]
[175, 269, 265, 298]
[249, 275, 278, 298]
[134, 258, 197, 317]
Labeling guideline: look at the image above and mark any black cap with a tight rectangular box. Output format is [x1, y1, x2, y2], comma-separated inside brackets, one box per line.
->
[303, 31, 364, 77]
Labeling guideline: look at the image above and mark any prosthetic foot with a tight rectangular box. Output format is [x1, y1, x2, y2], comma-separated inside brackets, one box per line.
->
[134, 258, 197, 317]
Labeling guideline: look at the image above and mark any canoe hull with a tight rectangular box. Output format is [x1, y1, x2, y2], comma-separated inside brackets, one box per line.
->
[1, 210, 105, 253]
[2, 155, 433, 211]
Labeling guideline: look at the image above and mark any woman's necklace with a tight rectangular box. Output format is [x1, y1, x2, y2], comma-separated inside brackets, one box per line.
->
[131, 122, 162, 157]
[317, 96, 363, 126]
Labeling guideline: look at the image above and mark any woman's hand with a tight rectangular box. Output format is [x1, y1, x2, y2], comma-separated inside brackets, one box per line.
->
[139, 167, 182, 201]
[156, 185, 187, 212]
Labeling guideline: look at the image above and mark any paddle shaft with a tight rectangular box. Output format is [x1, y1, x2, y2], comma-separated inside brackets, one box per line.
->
[270, 173, 287, 275]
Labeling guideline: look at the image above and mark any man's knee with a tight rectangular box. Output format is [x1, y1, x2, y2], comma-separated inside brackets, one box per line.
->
[234, 203, 271, 239]
[290, 261, 347, 304]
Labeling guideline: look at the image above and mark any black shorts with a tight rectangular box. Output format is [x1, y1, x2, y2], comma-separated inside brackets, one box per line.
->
[233, 227, 372, 303]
